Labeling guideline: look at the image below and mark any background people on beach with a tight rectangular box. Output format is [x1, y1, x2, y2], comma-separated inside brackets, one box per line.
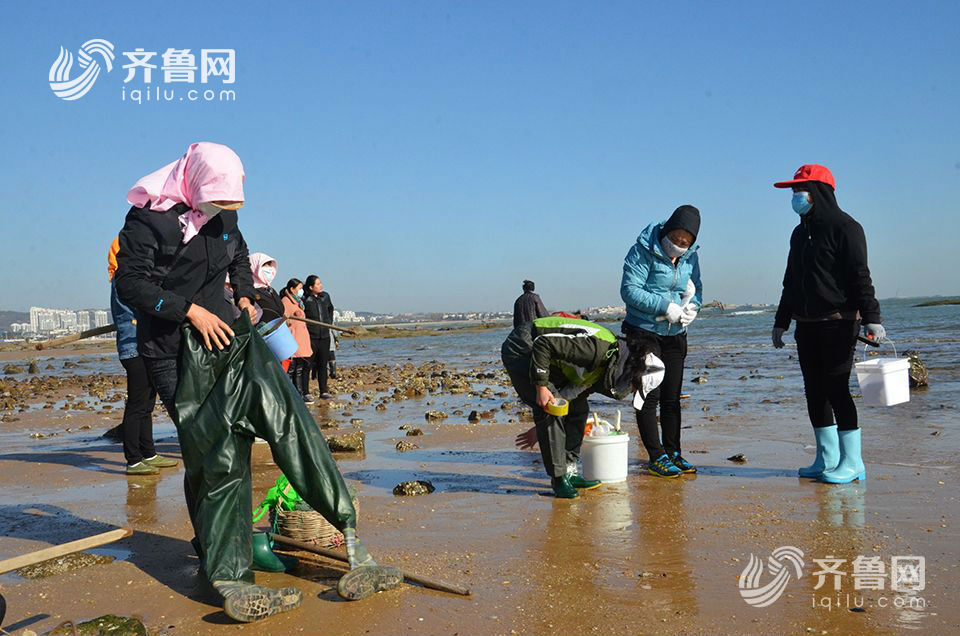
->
[772, 164, 884, 484]
[249, 252, 284, 325]
[108, 237, 177, 476]
[620, 205, 703, 478]
[282, 277, 314, 403]
[512, 279, 549, 327]
[304, 275, 335, 400]
[501, 316, 661, 498]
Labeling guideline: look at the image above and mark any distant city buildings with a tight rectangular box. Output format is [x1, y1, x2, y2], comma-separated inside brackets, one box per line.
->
[332, 309, 363, 323]
[13, 307, 112, 339]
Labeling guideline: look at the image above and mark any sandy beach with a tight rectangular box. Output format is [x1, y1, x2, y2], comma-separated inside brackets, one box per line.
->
[0, 320, 957, 636]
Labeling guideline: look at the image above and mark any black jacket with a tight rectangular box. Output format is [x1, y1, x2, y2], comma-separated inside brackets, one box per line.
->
[115, 204, 256, 359]
[254, 286, 285, 325]
[304, 291, 334, 339]
[512, 291, 548, 327]
[774, 182, 881, 329]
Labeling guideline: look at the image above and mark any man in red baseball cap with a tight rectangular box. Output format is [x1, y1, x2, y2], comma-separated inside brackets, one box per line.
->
[770, 164, 886, 486]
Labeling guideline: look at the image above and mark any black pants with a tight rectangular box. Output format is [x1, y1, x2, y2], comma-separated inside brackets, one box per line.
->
[501, 325, 589, 479]
[119, 356, 158, 465]
[310, 336, 331, 394]
[142, 356, 201, 556]
[287, 357, 311, 396]
[794, 319, 859, 430]
[623, 323, 687, 461]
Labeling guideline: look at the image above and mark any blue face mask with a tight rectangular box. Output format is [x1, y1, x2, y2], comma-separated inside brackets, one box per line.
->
[792, 191, 813, 216]
[296, 288, 304, 298]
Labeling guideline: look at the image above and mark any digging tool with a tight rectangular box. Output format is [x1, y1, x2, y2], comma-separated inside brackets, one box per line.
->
[269, 533, 471, 597]
[0, 528, 132, 626]
[283, 314, 358, 335]
[35, 324, 119, 350]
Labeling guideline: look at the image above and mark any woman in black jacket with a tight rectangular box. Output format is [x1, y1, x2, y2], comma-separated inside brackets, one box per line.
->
[771, 164, 886, 485]
[116, 143, 396, 621]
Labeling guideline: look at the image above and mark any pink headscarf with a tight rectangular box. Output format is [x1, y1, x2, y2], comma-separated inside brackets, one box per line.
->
[249, 252, 277, 289]
[127, 142, 245, 243]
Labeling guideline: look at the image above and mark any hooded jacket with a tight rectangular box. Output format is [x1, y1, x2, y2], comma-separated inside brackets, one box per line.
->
[115, 204, 256, 359]
[620, 222, 703, 336]
[774, 182, 881, 328]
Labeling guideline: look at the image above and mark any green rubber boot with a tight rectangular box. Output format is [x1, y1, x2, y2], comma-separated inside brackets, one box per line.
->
[251, 532, 298, 573]
[568, 475, 602, 490]
[551, 475, 579, 499]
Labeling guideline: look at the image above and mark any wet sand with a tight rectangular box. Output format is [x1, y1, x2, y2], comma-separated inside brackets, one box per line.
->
[1, 350, 957, 635]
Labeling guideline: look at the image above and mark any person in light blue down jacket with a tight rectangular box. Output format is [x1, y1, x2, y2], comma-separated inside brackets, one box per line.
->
[620, 205, 703, 478]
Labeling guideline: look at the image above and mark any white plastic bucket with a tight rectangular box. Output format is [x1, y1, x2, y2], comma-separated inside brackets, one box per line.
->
[581, 434, 630, 483]
[854, 341, 910, 407]
[261, 318, 299, 361]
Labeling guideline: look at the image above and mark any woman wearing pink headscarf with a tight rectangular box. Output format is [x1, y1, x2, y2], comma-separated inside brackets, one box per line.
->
[248, 252, 285, 325]
[115, 142, 396, 620]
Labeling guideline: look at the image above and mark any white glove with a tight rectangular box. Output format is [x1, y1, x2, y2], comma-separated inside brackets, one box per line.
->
[864, 323, 886, 342]
[679, 303, 698, 327]
[772, 327, 786, 349]
[663, 303, 684, 324]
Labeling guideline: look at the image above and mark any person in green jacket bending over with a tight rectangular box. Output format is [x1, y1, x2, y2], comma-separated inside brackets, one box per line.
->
[501, 316, 664, 498]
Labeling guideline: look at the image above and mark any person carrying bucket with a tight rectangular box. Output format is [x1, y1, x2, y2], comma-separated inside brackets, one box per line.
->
[248, 252, 285, 325]
[771, 164, 885, 484]
[115, 142, 400, 622]
[501, 316, 664, 498]
[620, 205, 703, 478]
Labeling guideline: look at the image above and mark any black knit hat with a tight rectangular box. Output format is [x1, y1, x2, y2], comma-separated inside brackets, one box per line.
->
[661, 205, 701, 241]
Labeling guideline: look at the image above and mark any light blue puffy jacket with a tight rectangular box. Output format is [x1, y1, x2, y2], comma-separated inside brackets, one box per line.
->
[620, 222, 703, 336]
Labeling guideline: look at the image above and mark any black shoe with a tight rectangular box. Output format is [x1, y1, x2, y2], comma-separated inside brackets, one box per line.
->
[670, 452, 697, 474]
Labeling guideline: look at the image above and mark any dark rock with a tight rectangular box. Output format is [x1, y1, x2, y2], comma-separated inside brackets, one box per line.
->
[692, 376, 707, 384]
[424, 410, 448, 421]
[406, 428, 424, 437]
[395, 440, 419, 452]
[468, 410, 480, 422]
[393, 480, 435, 496]
[327, 431, 365, 452]
[906, 350, 929, 388]
[49, 614, 147, 636]
[726, 453, 746, 463]
[27, 361, 39, 374]
[3, 364, 24, 375]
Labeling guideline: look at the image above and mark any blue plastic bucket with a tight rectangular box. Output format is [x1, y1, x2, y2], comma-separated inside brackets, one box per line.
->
[261, 318, 298, 361]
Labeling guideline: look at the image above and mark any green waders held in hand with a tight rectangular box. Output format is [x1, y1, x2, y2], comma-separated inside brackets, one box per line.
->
[175, 314, 357, 584]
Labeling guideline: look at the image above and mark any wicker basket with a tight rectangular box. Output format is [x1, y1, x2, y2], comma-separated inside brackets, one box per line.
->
[270, 497, 359, 548]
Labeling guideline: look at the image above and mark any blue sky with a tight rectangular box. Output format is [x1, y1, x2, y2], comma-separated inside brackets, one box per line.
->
[1, 1, 958, 313]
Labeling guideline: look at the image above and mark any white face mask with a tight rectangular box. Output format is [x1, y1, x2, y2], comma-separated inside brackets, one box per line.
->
[259, 266, 277, 285]
[196, 201, 223, 218]
[660, 236, 689, 260]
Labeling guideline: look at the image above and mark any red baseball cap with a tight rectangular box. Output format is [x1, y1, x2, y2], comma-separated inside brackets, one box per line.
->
[774, 164, 836, 189]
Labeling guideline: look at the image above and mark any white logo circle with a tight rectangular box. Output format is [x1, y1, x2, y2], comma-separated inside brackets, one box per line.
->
[48, 39, 115, 101]
[739, 546, 805, 608]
